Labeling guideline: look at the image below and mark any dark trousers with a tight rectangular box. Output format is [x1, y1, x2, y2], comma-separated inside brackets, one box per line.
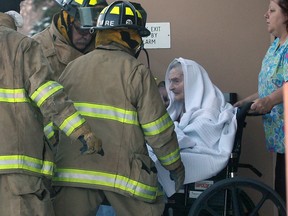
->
[275, 153, 286, 203]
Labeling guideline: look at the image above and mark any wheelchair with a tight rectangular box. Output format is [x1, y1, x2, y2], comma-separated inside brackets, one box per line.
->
[163, 95, 287, 216]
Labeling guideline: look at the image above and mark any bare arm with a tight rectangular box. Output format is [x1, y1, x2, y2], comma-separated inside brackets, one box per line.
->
[251, 87, 283, 114]
[233, 92, 259, 107]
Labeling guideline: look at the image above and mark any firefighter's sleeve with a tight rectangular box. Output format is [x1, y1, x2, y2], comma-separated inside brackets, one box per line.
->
[130, 64, 182, 171]
[18, 38, 104, 155]
[20, 37, 87, 140]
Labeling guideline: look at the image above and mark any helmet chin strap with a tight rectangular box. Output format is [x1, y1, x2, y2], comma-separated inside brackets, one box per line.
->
[135, 44, 150, 70]
[142, 47, 150, 70]
[134, 43, 143, 58]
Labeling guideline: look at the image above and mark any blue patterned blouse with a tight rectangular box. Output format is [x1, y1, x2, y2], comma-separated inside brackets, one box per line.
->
[258, 37, 288, 153]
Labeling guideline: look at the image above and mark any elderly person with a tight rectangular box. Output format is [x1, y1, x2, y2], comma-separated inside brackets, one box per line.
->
[149, 57, 237, 196]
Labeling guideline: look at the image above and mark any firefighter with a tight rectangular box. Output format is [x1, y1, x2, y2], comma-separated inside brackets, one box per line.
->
[0, 1, 103, 215]
[33, 0, 108, 79]
[32, 0, 108, 144]
[53, 1, 185, 216]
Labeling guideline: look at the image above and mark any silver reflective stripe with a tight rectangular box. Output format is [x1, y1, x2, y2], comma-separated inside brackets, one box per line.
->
[30, 81, 63, 107]
[74, 103, 139, 125]
[142, 113, 173, 136]
[158, 148, 181, 166]
[44, 122, 55, 139]
[0, 155, 54, 176]
[59, 112, 85, 136]
[54, 168, 158, 201]
[0, 88, 29, 103]
[45, 113, 85, 139]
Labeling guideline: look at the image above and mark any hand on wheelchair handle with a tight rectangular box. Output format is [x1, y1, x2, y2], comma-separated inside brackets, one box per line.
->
[169, 161, 185, 192]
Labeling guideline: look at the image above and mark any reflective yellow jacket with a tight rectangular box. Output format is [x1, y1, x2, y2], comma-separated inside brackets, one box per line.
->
[54, 43, 182, 203]
[0, 13, 86, 178]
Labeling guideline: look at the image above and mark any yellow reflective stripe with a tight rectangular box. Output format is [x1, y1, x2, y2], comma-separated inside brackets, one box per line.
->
[74, 103, 139, 125]
[110, 6, 120, 14]
[0, 88, 29, 103]
[0, 155, 54, 176]
[136, 10, 142, 19]
[157, 188, 164, 197]
[142, 113, 173, 136]
[54, 168, 158, 201]
[125, 7, 134, 16]
[59, 112, 86, 136]
[75, 0, 83, 4]
[90, 0, 96, 5]
[30, 81, 63, 107]
[158, 148, 181, 166]
[44, 122, 56, 139]
[71, 0, 97, 6]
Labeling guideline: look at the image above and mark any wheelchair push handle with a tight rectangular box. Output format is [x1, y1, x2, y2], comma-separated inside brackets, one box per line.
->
[237, 102, 268, 117]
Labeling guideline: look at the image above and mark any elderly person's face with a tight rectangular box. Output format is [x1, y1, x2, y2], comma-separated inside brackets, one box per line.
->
[168, 67, 184, 102]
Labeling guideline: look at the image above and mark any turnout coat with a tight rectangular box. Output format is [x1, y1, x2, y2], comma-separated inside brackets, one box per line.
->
[0, 12, 87, 178]
[54, 43, 182, 203]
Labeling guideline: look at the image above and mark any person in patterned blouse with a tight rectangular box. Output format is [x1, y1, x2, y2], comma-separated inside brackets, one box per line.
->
[234, 0, 288, 204]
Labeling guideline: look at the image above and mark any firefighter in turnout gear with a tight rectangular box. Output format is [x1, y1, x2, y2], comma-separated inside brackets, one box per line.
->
[33, 0, 108, 145]
[33, 0, 108, 79]
[0, 1, 103, 215]
[53, 1, 185, 216]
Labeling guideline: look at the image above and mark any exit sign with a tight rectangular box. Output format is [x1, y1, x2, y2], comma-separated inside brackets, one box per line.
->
[143, 22, 171, 49]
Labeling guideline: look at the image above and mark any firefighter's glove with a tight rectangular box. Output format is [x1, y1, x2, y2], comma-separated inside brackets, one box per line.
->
[71, 123, 104, 155]
[78, 132, 104, 156]
[169, 161, 185, 192]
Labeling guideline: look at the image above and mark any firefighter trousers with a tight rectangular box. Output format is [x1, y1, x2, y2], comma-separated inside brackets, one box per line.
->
[53, 186, 165, 216]
[0, 174, 55, 216]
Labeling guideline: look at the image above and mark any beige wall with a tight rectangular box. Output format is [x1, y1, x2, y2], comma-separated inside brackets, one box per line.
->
[135, 0, 274, 214]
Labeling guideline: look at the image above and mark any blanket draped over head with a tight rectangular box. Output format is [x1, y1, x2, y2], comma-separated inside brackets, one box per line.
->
[148, 57, 237, 197]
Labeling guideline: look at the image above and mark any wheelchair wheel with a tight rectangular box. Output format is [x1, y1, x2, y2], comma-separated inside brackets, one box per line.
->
[188, 177, 286, 216]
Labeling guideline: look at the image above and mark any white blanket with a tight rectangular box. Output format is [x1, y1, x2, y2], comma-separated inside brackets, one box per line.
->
[148, 58, 237, 197]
